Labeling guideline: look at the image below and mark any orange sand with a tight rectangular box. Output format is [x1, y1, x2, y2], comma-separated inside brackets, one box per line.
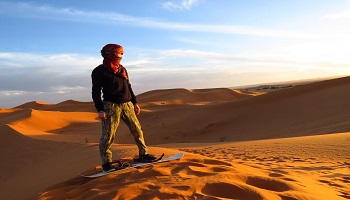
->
[0, 76, 349, 200]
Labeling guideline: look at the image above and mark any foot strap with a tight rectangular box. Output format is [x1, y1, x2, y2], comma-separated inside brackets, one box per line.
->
[111, 159, 130, 169]
[134, 153, 165, 163]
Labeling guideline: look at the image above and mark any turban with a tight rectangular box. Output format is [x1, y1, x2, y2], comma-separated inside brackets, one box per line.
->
[101, 44, 128, 80]
[101, 44, 124, 61]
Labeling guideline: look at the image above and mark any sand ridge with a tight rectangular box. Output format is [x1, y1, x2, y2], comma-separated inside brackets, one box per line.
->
[133, 76, 350, 144]
[0, 76, 349, 199]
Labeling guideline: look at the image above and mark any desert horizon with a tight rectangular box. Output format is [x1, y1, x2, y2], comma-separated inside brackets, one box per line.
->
[1, 76, 350, 200]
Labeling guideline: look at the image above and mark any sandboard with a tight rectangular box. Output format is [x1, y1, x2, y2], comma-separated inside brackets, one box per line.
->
[82, 152, 184, 178]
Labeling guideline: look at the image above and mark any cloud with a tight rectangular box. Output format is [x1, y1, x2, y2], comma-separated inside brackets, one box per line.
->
[0, 52, 99, 71]
[0, 48, 304, 95]
[0, 52, 99, 92]
[0, 2, 316, 39]
[1, 42, 349, 108]
[324, 10, 350, 20]
[162, 0, 199, 11]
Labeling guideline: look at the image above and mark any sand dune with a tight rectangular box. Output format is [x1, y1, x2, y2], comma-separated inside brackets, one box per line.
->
[16, 100, 96, 112]
[5, 109, 97, 136]
[137, 88, 261, 104]
[135, 76, 350, 144]
[0, 124, 101, 200]
[15, 100, 53, 110]
[36, 132, 350, 200]
[39, 153, 314, 200]
[0, 76, 349, 199]
[136, 88, 262, 113]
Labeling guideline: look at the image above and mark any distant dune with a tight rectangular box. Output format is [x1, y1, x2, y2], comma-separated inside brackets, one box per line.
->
[132, 76, 350, 144]
[137, 88, 261, 104]
[0, 76, 349, 200]
[16, 100, 96, 112]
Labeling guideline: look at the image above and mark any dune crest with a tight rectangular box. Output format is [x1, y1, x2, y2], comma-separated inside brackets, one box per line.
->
[0, 124, 32, 147]
[137, 88, 260, 104]
[7, 109, 97, 136]
[15, 100, 52, 110]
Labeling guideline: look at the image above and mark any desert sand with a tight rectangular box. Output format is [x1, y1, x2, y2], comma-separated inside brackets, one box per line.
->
[0, 76, 349, 200]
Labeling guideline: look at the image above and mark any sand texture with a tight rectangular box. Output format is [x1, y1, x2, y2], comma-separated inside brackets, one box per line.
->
[0, 76, 349, 200]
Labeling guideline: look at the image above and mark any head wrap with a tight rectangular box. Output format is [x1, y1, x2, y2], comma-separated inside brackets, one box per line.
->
[101, 44, 124, 61]
[101, 44, 128, 80]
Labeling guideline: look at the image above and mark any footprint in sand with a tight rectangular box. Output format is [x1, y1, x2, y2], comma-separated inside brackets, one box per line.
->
[201, 182, 263, 199]
[246, 176, 291, 192]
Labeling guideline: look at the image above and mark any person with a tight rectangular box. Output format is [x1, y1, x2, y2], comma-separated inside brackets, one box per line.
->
[91, 43, 156, 172]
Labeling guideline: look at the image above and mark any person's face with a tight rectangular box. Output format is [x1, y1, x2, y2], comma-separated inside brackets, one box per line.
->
[111, 48, 124, 63]
[115, 48, 124, 58]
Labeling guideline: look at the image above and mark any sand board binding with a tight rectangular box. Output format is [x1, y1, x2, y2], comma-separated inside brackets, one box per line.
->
[82, 152, 184, 178]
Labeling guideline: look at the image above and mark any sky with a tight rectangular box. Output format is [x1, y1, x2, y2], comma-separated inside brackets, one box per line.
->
[1, 0, 350, 108]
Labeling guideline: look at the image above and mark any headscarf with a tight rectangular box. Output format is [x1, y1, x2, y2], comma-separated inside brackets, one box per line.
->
[101, 44, 128, 80]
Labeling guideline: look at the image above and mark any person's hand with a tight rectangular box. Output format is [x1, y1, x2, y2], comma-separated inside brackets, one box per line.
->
[134, 104, 141, 115]
[98, 111, 107, 120]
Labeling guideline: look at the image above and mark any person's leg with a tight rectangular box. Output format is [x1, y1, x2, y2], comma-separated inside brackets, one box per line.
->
[99, 101, 121, 165]
[121, 102, 148, 156]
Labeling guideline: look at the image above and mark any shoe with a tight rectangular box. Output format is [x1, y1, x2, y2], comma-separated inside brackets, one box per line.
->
[102, 163, 116, 172]
[134, 154, 157, 163]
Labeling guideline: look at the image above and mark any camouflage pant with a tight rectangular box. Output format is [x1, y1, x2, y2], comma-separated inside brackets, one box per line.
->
[100, 101, 148, 164]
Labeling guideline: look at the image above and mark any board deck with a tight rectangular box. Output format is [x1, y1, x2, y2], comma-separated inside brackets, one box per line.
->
[82, 152, 184, 178]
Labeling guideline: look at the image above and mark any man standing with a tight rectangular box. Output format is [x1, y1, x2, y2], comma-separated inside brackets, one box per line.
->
[91, 43, 156, 172]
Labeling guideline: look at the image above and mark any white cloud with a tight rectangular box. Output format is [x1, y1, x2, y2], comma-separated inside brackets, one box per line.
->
[0, 52, 100, 95]
[162, 0, 199, 11]
[0, 2, 316, 39]
[324, 10, 350, 20]
[0, 52, 100, 72]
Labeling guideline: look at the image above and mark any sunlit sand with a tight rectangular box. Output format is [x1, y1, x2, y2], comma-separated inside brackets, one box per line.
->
[0, 76, 349, 200]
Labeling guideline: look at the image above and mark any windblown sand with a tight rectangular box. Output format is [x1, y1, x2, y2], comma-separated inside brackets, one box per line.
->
[0, 76, 349, 200]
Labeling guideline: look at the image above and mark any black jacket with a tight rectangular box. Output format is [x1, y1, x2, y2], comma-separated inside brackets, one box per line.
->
[91, 65, 137, 112]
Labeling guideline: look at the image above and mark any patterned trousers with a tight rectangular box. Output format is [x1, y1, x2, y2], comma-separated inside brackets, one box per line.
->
[100, 101, 148, 164]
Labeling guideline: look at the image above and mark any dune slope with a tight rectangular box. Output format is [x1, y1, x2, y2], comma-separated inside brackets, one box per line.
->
[0, 124, 101, 200]
[38, 132, 350, 200]
[135, 76, 350, 144]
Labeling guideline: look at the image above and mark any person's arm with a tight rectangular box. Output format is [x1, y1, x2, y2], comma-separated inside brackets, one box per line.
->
[91, 67, 105, 112]
[92, 68, 108, 120]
